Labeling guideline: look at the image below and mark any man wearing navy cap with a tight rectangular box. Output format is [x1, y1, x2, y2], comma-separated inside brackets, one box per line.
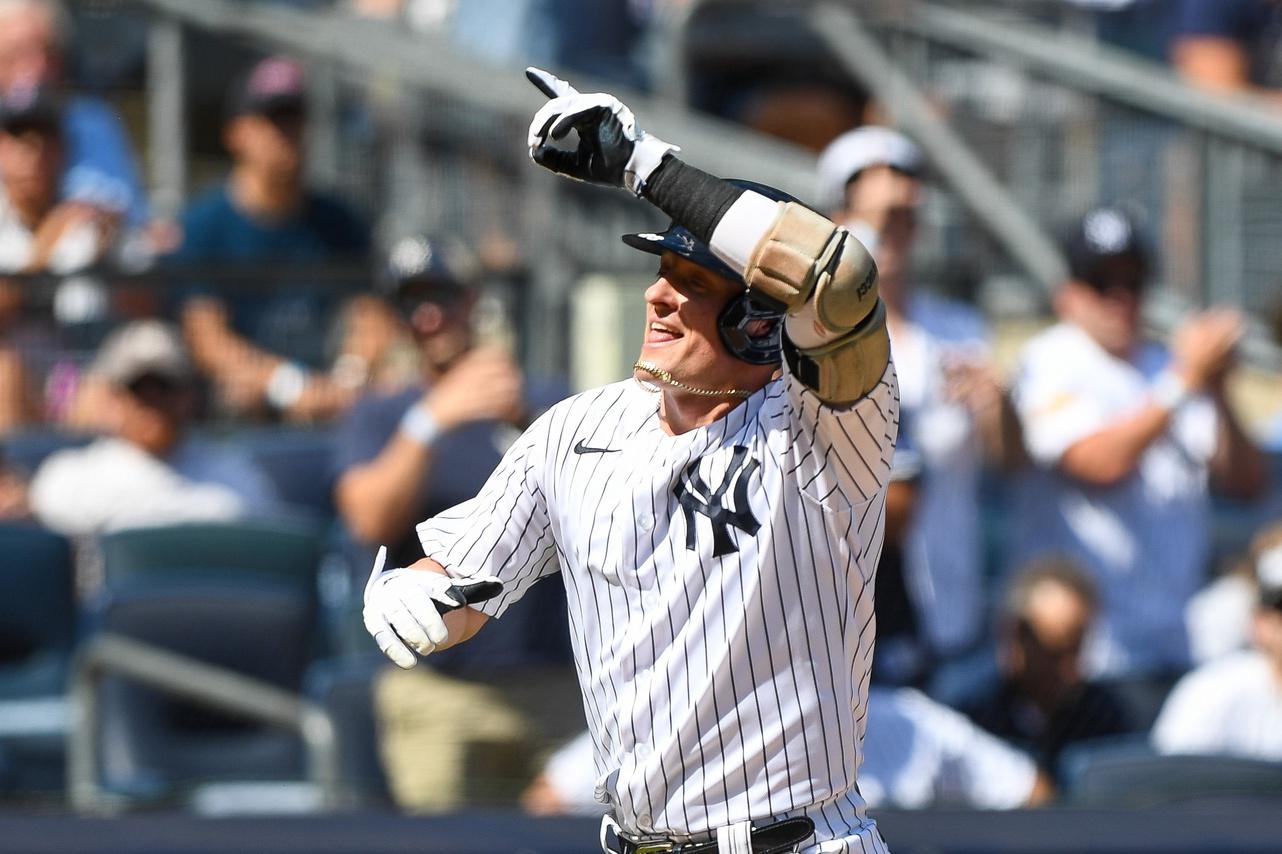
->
[168, 56, 372, 422]
[1010, 207, 1265, 682]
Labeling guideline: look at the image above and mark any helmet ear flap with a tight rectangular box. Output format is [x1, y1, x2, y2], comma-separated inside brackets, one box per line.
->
[718, 291, 784, 365]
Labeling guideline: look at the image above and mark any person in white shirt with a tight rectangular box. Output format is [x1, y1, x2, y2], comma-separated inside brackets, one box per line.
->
[1151, 522, 1282, 760]
[527, 688, 1051, 815]
[816, 127, 1025, 667]
[1010, 207, 1265, 680]
[859, 687, 1051, 810]
[0, 83, 124, 276]
[29, 320, 279, 537]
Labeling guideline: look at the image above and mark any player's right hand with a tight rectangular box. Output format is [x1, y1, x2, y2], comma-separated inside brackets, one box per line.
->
[362, 546, 503, 669]
[525, 66, 677, 196]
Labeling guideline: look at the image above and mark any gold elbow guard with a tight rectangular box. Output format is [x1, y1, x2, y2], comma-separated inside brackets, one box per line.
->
[784, 300, 890, 406]
[744, 203, 880, 335]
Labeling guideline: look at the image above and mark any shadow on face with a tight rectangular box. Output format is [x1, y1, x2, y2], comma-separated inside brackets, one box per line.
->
[839, 164, 920, 292]
[1006, 576, 1094, 709]
[397, 280, 475, 376]
[113, 373, 195, 457]
[224, 108, 306, 180]
[0, 123, 61, 211]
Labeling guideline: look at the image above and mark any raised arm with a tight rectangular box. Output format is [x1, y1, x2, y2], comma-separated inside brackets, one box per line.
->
[525, 67, 889, 405]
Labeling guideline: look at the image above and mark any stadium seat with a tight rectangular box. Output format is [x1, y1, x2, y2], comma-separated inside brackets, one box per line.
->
[305, 656, 391, 807]
[1063, 738, 1282, 808]
[0, 522, 75, 794]
[233, 427, 338, 520]
[89, 521, 325, 806]
[0, 430, 93, 478]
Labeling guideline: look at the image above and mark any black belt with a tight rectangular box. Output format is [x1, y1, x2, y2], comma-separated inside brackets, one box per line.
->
[602, 816, 815, 854]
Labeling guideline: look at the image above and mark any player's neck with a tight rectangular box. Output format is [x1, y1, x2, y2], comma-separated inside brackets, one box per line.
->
[658, 390, 748, 436]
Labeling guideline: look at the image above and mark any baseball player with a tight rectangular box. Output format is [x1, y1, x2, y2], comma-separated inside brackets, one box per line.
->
[363, 68, 898, 854]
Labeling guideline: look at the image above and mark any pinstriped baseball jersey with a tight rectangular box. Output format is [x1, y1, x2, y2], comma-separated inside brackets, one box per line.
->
[417, 362, 899, 852]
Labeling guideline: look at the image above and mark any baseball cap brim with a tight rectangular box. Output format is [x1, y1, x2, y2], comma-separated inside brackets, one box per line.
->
[621, 226, 743, 286]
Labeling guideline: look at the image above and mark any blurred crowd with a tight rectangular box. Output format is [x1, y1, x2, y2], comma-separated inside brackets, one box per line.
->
[1, 0, 1282, 820]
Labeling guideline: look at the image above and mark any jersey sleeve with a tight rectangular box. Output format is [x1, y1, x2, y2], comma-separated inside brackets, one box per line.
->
[415, 412, 558, 619]
[1012, 343, 1109, 466]
[778, 359, 899, 507]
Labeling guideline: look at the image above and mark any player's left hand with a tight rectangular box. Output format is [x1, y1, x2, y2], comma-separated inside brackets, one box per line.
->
[362, 546, 503, 669]
[525, 66, 678, 196]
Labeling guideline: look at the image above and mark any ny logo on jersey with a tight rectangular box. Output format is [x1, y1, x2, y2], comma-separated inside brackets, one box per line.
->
[673, 446, 761, 557]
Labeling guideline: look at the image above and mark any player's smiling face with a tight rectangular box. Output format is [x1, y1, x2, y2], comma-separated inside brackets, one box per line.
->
[638, 252, 774, 393]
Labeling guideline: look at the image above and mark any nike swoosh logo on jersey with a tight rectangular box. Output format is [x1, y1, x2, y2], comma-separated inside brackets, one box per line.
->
[573, 439, 620, 455]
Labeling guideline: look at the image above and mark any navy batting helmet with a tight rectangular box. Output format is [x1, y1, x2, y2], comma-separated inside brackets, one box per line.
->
[622, 180, 799, 366]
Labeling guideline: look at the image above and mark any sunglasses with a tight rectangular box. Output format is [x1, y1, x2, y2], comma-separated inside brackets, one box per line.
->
[125, 373, 185, 401]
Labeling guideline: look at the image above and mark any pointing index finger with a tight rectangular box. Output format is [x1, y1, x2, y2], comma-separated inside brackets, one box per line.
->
[526, 66, 577, 99]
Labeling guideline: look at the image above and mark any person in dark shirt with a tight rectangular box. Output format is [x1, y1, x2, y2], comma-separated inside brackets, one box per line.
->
[1172, 0, 1282, 96]
[332, 234, 576, 810]
[168, 56, 377, 421]
[962, 556, 1131, 778]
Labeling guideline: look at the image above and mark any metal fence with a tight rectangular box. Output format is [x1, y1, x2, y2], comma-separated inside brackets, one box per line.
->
[122, 0, 824, 382]
[865, 1, 1282, 359]
[64, 0, 1282, 373]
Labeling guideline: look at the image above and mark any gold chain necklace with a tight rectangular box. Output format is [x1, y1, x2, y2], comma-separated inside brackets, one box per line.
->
[632, 361, 753, 399]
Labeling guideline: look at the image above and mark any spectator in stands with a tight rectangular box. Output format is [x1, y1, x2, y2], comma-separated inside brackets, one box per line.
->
[961, 557, 1131, 777]
[1171, 0, 1282, 96]
[816, 127, 1025, 672]
[0, 0, 147, 227]
[0, 363, 28, 435]
[168, 56, 375, 423]
[0, 452, 27, 517]
[1151, 521, 1282, 760]
[353, 0, 649, 90]
[522, 688, 1053, 815]
[28, 320, 279, 536]
[0, 83, 134, 429]
[859, 687, 1054, 810]
[873, 417, 931, 686]
[1010, 207, 1265, 682]
[334, 235, 576, 811]
[0, 85, 122, 275]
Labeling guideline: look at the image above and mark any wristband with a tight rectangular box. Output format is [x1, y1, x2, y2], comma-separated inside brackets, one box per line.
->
[265, 362, 308, 410]
[1150, 369, 1191, 413]
[398, 403, 441, 447]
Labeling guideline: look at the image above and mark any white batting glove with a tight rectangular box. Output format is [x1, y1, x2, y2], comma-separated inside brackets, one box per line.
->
[525, 66, 678, 197]
[362, 546, 503, 669]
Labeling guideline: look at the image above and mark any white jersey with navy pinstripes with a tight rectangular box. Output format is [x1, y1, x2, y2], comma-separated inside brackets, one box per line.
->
[417, 360, 899, 853]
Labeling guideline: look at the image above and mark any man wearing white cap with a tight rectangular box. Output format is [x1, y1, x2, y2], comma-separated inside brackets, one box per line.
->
[1152, 520, 1282, 760]
[29, 320, 279, 537]
[817, 126, 1024, 675]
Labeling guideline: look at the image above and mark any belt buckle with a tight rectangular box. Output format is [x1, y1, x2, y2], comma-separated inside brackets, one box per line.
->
[632, 844, 675, 854]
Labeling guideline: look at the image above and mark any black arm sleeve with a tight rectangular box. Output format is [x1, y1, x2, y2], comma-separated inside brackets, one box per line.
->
[640, 156, 743, 245]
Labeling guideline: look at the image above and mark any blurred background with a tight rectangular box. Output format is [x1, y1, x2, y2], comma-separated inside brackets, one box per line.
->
[3, 0, 1282, 851]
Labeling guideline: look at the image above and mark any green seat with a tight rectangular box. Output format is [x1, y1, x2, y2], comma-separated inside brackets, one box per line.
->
[99, 520, 324, 597]
[91, 521, 327, 803]
[0, 522, 75, 793]
[0, 523, 75, 700]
